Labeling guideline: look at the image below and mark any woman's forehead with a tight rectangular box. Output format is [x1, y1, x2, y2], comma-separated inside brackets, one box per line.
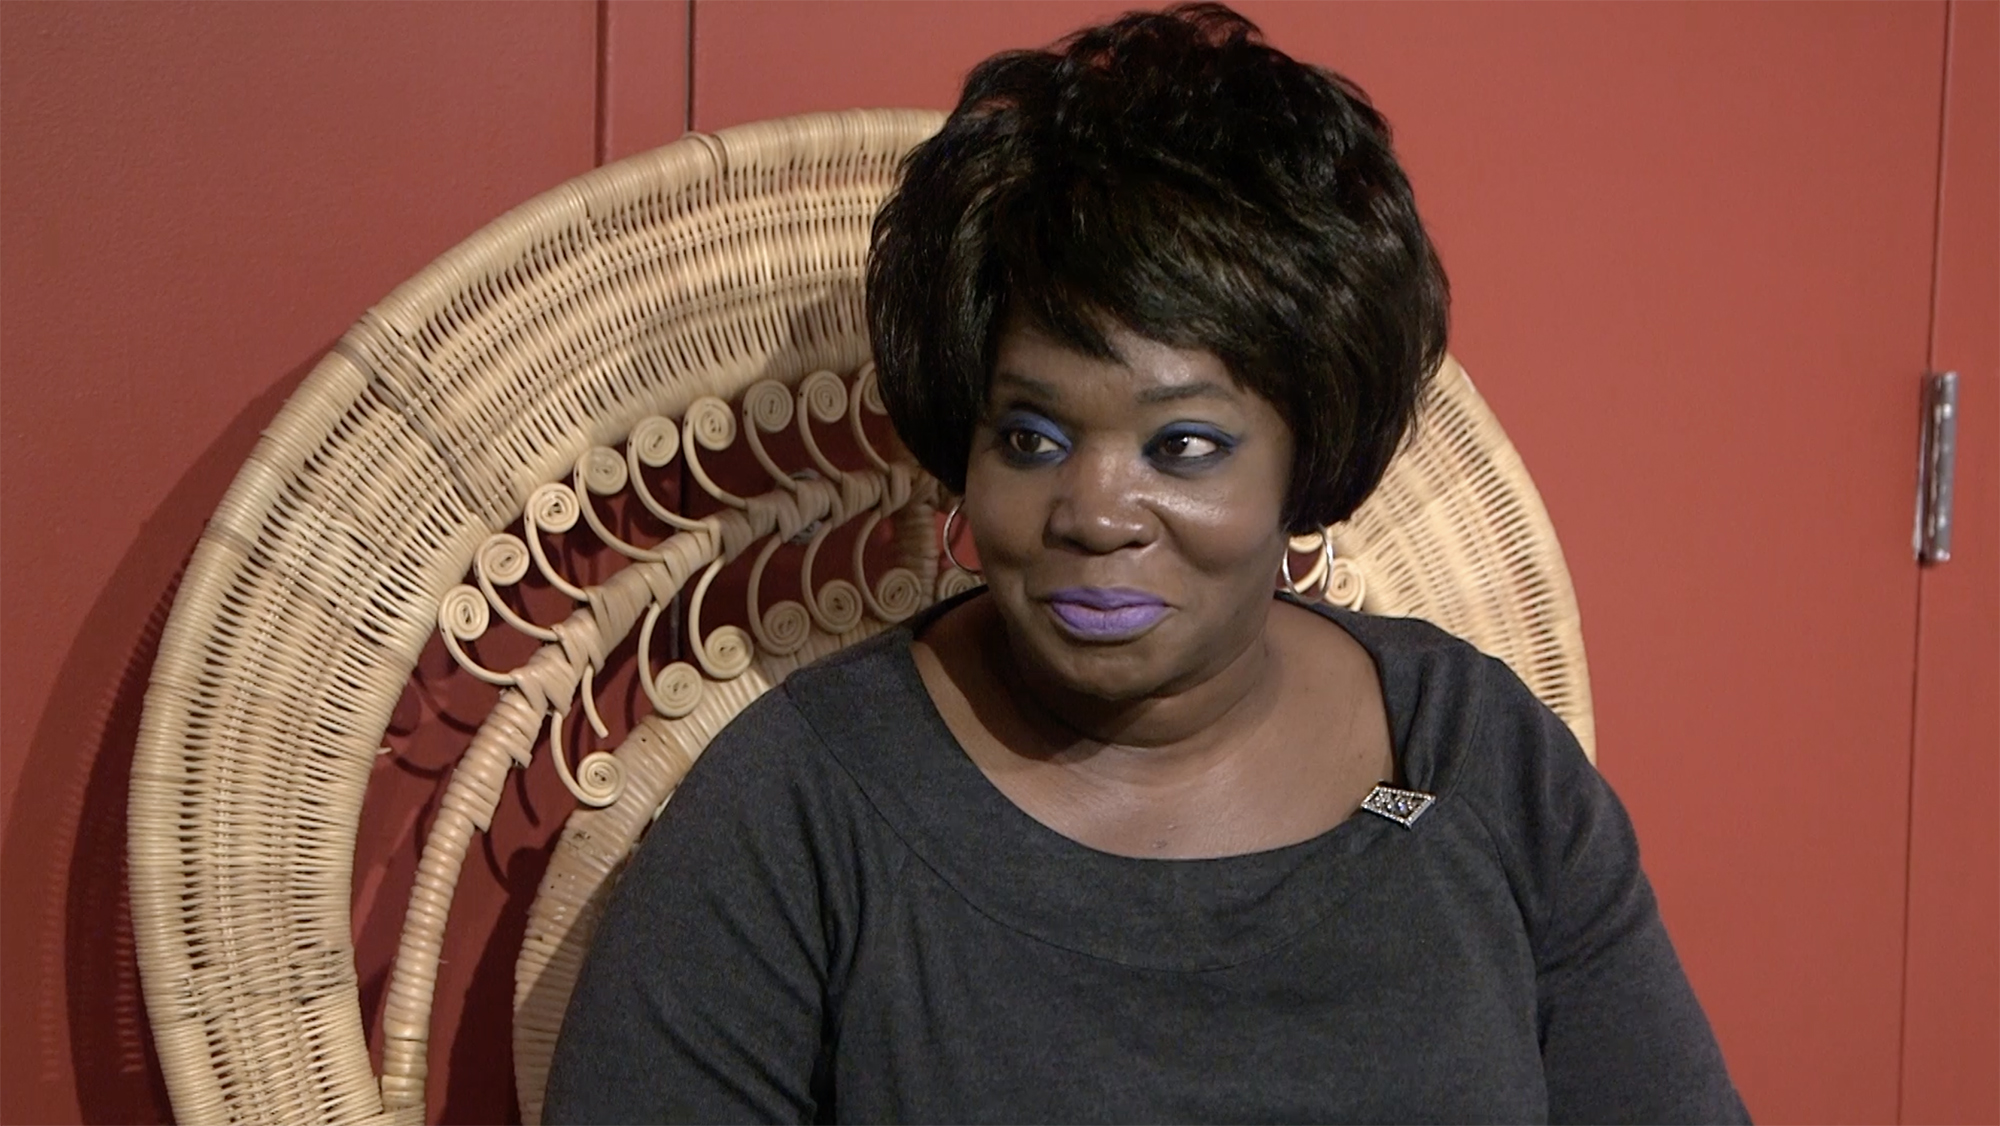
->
[991, 322, 1244, 407]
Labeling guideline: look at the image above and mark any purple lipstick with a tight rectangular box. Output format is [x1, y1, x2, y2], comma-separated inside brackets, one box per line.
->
[1044, 587, 1169, 640]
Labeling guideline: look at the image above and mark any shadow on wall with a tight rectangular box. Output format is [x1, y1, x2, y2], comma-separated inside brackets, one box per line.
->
[0, 350, 321, 1126]
[0, 335, 683, 1125]
[0, 342, 553, 1126]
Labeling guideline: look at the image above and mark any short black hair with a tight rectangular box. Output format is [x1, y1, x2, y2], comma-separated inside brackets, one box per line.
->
[867, 2, 1449, 533]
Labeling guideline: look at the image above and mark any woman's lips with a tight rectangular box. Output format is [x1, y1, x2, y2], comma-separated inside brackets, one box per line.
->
[1043, 587, 1169, 640]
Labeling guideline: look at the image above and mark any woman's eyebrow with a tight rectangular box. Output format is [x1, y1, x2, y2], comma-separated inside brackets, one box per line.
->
[1136, 381, 1235, 405]
[989, 371, 1234, 407]
[989, 371, 1059, 402]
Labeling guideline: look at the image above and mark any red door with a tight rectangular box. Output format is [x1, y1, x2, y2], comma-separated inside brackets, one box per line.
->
[1903, 3, 2000, 1122]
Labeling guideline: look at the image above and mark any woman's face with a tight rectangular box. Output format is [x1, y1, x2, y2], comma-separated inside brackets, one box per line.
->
[961, 320, 1295, 703]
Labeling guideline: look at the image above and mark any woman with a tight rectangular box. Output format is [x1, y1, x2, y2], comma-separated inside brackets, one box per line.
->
[546, 5, 1747, 1122]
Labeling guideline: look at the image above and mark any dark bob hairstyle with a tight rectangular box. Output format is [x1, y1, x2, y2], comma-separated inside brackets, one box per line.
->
[867, 3, 1449, 533]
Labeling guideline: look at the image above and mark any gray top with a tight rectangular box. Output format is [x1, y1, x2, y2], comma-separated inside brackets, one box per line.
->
[546, 595, 1748, 1124]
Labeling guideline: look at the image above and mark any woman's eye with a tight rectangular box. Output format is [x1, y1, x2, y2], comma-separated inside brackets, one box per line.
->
[1004, 428, 1062, 458]
[1157, 433, 1220, 460]
[1150, 426, 1233, 465]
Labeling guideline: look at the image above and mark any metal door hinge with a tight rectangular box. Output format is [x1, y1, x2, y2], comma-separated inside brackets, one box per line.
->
[1916, 371, 1959, 565]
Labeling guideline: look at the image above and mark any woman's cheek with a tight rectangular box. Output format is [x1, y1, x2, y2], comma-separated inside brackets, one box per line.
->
[1149, 487, 1286, 574]
[962, 462, 1047, 571]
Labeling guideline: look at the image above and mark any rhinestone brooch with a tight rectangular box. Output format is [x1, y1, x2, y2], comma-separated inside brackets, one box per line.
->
[1359, 784, 1437, 828]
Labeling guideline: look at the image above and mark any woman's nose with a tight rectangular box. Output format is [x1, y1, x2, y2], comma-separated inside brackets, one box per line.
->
[1044, 445, 1152, 554]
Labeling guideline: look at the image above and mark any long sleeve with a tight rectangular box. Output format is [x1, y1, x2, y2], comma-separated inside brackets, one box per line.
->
[1479, 666, 1751, 1124]
[543, 692, 843, 1125]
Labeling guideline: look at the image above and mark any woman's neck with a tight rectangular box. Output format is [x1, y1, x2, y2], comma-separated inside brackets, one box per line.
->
[912, 593, 1393, 859]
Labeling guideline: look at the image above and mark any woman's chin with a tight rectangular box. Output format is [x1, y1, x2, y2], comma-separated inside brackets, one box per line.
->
[1016, 622, 1184, 704]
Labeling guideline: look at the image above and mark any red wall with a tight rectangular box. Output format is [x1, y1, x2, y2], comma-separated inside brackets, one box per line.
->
[0, 4, 602, 1123]
[2, 3, 1992, 1124]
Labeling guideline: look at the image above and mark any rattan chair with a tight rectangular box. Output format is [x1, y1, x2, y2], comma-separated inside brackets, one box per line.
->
[128, 108, 1594, 1126]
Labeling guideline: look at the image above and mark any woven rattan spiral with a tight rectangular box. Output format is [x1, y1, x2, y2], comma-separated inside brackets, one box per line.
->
[129, 108, 1593, 1126]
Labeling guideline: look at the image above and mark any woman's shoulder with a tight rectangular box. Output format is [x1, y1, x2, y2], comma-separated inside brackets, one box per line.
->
[1293, 604, 1569, 778]
[1309, 604, 1578, 745]
[624, 629, 928, 910]
[659, 626, 922, 812]
[675, 619, 947, 812]
[1317, 603, 1529, 702]
[770, 622, 935, 740]
[1298, 602, 1605, 853]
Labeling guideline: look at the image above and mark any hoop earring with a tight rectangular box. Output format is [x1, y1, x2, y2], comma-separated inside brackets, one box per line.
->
[941, 501, 981, 576]
[1280, 530, 1333, 601]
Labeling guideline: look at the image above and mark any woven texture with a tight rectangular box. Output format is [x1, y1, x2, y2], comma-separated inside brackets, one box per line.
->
[128, 108, 1593, 1126]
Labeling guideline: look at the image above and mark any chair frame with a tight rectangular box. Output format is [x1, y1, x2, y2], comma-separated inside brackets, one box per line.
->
[129, 108, 1592, 1126]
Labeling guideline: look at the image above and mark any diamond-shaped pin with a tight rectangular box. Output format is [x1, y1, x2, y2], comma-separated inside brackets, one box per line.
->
[1359, 784, 1436, 828]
